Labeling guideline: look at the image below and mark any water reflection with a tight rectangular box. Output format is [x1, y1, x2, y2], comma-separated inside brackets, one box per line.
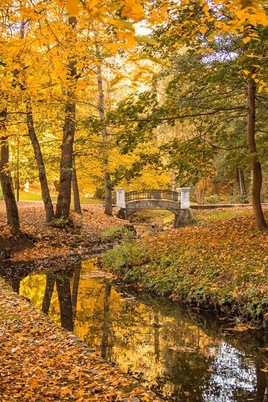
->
[19, 259, 268, 401]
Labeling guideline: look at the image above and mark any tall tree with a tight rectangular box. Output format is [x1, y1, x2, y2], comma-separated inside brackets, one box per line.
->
[55, 16, 78, 221]
[95, 37, 113, 216]
[247, 79, 267, 228]
[0, 109, 20, 235]
[147, 1, 268, 228]
[26, 101, 55, 223]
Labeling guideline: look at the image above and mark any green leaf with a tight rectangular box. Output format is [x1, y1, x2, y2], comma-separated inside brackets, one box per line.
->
[135, 35, 157, 45]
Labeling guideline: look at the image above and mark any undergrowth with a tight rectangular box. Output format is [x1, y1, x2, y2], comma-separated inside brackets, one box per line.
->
[103, 208, 268, 328]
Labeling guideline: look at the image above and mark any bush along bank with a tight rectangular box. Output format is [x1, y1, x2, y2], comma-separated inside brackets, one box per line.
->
[102, 213, 268, 330]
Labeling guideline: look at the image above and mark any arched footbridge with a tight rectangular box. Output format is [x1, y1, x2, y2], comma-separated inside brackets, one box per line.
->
[116, 188, 191, 228]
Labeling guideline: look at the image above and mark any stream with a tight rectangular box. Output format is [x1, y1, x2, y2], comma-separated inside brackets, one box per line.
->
[17, 257, 268, 402]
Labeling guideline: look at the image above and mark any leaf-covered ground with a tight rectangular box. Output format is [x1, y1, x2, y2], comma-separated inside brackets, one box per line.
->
[0, 201, 128, 268]
[103, 207, 268, 327]
[0, 278, 160, 401]
[0, 202, 161, 401]
[1, 202, 268, 399]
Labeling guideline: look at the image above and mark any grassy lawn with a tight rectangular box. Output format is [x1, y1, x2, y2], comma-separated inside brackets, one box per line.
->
[17, 191, 103, 204]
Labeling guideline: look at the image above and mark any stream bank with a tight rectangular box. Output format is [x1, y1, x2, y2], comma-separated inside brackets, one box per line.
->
[17, 257, 268, 402]
[0, 276, 161, 401]
[1, 203, 268, 400]
[102, 208, 268, 330]
[1, 203, 268, 328]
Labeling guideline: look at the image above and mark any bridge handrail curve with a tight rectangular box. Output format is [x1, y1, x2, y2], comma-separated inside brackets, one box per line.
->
[125, 189, 180, 202]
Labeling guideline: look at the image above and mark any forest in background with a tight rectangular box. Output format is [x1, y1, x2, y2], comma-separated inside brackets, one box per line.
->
[1, 0, 268, 232]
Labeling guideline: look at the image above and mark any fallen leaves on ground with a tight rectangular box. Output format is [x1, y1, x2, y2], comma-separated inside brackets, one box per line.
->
[103, 207, 268, 325]
[0, 201, 127, 266]
[0, 278, 161, 402]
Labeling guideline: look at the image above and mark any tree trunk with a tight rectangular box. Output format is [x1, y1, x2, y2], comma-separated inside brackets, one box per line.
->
[55, 99, 76, 220]
[95, 38, 113, 216]
[104, 171, 113, 215]
[72, 156, 81, 214]
[26, 101, 55, 222]
[55, 17, 77, 221]
[247, 80, 267, 229]
[236, 167, 247, 197]
[0, 109, 21, 235]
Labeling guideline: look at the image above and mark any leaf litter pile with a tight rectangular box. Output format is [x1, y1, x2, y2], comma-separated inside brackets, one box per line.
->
[0, 278, 160, 401]
[0, 202, 128, 267]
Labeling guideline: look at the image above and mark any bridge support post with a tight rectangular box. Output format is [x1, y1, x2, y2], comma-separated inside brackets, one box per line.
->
[116, 189, 127, 219]
[177, 187, 191, 209]
[116, 188, 126, 208]
[175, 187, 192, 227]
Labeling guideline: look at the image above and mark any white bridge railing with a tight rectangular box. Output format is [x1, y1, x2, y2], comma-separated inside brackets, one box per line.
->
[116, 187, 191, 209]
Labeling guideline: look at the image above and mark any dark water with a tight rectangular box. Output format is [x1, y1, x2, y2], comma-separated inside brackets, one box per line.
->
[18, 258, 268, 401]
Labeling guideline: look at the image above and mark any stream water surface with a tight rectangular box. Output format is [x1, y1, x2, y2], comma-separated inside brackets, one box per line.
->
[18, 257, 268, 402]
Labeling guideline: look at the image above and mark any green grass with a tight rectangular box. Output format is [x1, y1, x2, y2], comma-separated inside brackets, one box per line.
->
[18, 191, 42, 201]
[192, 207, 252, 225]
[102, 206, 268, 327]
[17, 191, 103, 204]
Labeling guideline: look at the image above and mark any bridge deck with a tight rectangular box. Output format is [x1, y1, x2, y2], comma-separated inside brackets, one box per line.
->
[125, 190, 179, 202]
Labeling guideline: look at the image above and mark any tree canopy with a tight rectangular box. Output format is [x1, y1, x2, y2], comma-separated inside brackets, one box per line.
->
[1, 0, 268, 229]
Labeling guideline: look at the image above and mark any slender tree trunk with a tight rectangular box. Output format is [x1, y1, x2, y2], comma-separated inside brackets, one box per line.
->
[104, 170, 113, 215]
[55, 98, 76, 220]
[15, 135, 20, 202]
[247, 80, 267, 229]
[236, 167, 247, 197]
[72, 155, 81, 214]
[95, 39, 113, 216]
[55, 17, 77, 221]
[0, 109, 20, 235]
[26, 101, 55, 222]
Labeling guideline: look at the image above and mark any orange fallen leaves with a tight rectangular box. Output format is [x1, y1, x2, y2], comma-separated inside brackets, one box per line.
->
[0, 202, 128, 266]
[103, 207, 268, 324]
[0, 278, 161, 402]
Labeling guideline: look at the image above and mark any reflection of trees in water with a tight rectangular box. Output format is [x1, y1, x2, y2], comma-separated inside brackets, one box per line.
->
[55, 273, 74, 331]
[77, 280, 113, 358]
[41, 264, 81, 331]
[42, 274, 55, 314]
[101, 282, 112, 359]
[67, 275, 268, 402]
[156, 339, 213, 401]
[72, 263, 81, 318]
[18, 261, 268, 402]
[255, 359, 267, 402]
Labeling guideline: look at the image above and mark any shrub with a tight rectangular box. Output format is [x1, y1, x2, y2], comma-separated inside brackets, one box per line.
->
[204, 194, 221, 204]
[228, 194, 249, 204]
[101, 225, 135, 242]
